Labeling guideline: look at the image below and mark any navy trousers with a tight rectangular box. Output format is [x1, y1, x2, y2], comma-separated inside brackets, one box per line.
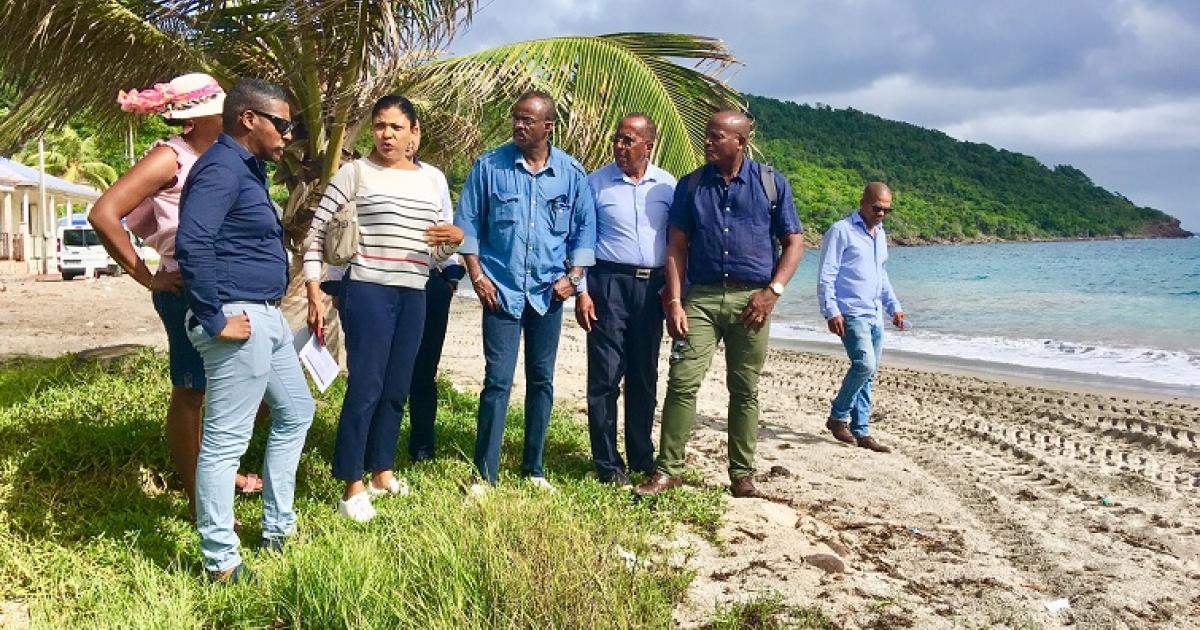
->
[332, 279, 426, 481]
[585, 264, 665, 480]
[408, 270, 454, 461]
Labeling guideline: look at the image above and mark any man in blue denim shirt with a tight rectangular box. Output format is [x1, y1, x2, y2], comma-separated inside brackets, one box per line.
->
[635, 111, 805, 499]
[455, 91, 596, 491]
[818, 182, 906, 453]
[176, 79, 314, 583]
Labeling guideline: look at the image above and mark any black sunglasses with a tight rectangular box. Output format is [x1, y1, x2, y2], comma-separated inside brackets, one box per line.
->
[871, 203, 894, 214]
[250, 109, 294, 135]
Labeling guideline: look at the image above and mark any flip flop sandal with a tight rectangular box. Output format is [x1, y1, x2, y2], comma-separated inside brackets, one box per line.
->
[236, 473, 262, 495]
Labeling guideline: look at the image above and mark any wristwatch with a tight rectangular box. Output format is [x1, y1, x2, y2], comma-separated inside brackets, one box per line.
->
[568, 273, 583, 287]
[768, 281, 785, 296]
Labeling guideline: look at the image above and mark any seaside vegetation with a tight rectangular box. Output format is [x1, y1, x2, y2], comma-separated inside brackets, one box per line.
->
[0, 350, 729, 628]
[748, 94, 1191, 242]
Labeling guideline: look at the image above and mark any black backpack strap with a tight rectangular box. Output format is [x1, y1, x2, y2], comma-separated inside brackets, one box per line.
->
[760, 163, 779, 211]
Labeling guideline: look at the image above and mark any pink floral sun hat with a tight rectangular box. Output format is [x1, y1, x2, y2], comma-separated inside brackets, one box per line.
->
[117, 72, 224, 120]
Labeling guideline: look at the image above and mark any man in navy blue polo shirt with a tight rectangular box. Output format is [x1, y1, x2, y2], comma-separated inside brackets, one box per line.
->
[634, 110, 805, 499]
[176, 78, 314, 583]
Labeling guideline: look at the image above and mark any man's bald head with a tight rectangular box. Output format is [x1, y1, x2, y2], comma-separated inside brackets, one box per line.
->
[858, 182, 894, 228]
[862, 182, 892, 204]
[709, 110, 752, 140]
[704, 110, 752, 168]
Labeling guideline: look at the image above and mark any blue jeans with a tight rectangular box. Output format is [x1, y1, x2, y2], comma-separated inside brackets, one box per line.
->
[830, 315, 884, 438]
[474, 301, 563, 484]
[333, 279, 425, 481]
[187, 302, 315, 573]
[152, 290, 206, 390]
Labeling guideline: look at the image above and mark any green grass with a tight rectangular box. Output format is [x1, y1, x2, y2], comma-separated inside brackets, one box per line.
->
[0, 350, 726, 629]
[710, 591, 834, 630]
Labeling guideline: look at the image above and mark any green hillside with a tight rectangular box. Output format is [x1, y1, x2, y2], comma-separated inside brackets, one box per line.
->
[748, 95, 1192, 243]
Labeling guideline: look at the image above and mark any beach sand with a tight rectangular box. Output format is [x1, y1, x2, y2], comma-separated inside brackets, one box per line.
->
[4, 274, 1198, 628]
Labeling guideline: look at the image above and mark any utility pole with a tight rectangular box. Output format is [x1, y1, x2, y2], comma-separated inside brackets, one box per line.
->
[38, 136, 54, 276]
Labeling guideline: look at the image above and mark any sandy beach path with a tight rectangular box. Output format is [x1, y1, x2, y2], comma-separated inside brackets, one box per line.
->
[4, 274, 1197, 628]
[438, 297, 1200, 629]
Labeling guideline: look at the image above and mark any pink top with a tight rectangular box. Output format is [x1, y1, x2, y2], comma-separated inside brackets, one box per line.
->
[126, 135, 199, 272]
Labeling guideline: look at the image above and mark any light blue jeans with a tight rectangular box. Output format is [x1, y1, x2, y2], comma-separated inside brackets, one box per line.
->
[830, 315, 884, 438]
[187, 302, 315, 573]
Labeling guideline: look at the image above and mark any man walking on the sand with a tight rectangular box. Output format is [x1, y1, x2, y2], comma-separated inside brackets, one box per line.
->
[819, 182, 906, 453]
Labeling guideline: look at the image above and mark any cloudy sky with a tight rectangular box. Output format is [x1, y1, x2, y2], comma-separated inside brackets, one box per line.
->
[451, 0, 1200, 231]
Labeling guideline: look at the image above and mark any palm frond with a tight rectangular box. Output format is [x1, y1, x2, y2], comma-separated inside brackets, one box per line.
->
[409, 32, 743, 175]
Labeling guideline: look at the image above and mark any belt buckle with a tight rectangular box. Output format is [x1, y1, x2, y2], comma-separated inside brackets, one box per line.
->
[635, 268, 652, 280]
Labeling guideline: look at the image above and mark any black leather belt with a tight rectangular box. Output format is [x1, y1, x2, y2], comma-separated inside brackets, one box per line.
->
[594, 259, 663, 280]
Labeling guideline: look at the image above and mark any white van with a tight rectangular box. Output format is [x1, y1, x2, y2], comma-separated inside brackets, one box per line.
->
[57, 224, 122, 280]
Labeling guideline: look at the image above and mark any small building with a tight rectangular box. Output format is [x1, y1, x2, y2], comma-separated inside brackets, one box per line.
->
[0, 156, 102, 275]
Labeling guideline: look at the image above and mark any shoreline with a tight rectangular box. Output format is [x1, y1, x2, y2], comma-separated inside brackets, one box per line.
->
[885, 232, 1195, 247]
[772, 336, 1200, 403]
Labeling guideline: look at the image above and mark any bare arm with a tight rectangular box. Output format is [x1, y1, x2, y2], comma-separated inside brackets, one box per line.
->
[88, 146, 178, 290]
[771, 233, 805, 287]
[464, 254, 500, 312]
[664, 227, 690, 339]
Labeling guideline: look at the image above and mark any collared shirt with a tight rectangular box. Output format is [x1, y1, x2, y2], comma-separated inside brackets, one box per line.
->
[668, 157, 802, 286]
[176, 133, 289, 337]
[817, 211, 903, 320]
[455, 143, 596, 318]
[579, 161, 676, 292]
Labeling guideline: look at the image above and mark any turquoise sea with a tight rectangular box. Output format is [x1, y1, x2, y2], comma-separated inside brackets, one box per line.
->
[770, 237, 1200, 395]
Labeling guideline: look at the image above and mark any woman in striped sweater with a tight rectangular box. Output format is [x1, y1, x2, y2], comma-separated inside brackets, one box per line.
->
[303, 95, 463, 522]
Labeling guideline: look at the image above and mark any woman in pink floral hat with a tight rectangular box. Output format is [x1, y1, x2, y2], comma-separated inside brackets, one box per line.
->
[90, 73, 264, 520]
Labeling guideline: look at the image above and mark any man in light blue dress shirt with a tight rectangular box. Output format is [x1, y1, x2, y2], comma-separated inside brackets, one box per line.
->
[817, 182, 907, 453]
[455, 91, 597, 491]
[574, 114, 676, 486]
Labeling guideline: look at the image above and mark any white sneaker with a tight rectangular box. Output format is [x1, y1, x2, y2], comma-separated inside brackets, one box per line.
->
[528, 476, 557, 493]
[337, 491, 376, 522]
[367, 477, 411, 498]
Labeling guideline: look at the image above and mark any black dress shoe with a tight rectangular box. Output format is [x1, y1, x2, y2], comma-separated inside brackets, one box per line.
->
[826, 418, 856, 444]
[601, 471, 632, 488]
[633, 472, 682, 496]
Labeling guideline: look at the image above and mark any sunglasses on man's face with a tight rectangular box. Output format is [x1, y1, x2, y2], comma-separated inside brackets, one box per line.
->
[871, 203, 894, 214]
[251, 109, 294, 136]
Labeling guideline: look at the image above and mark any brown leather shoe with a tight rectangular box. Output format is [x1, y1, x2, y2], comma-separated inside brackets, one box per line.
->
[633, 472, 681, 496]
[856, 436, 892, 453]
[826, 418, 856, 444]
[730, 476, 761, 498]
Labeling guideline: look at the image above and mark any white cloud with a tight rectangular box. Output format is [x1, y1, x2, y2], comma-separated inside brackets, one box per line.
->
[942, 99, 1200, 151]
[789, 73, 1200, 152]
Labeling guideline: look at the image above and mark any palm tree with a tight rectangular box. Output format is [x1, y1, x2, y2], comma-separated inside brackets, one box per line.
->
[0, 1, 743, 353]
[15, 126, 120, 190]
[0, 1, 743, 232]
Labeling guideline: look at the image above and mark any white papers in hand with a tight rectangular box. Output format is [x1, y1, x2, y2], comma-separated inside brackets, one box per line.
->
[294, 328, 339, 392]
